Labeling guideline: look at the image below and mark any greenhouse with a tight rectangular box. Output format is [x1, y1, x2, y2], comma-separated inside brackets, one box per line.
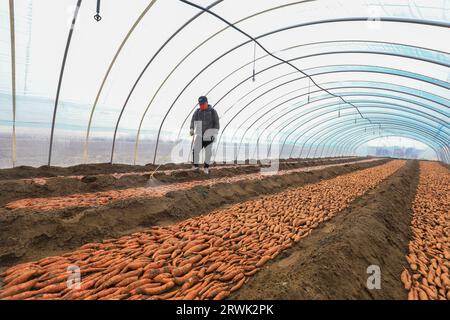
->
[0, 0, 448, 303]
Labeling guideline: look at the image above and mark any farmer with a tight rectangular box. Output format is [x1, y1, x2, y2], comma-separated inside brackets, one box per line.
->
[190, 96, 220, 174]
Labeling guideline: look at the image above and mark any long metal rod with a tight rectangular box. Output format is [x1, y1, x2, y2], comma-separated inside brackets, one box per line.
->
[8, 0, 16, 167]
[48, 0, 82, 166]
[84, 0, 158, 162]
[131, 1, 317, 164]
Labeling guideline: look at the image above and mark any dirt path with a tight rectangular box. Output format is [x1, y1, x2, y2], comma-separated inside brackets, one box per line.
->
[0, 159, 385, 272]
[233, 160, 419, 300]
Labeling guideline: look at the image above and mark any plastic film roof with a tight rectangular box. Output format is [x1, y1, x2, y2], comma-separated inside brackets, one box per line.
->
[0, 0, 449, 167]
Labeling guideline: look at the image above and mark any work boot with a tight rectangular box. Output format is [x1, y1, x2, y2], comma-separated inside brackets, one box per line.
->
[203, 167, 209, 175]
[192, 165, 199, 172]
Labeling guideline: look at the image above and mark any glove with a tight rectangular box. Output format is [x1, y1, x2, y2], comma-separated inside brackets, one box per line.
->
[190, 129, 194, 136]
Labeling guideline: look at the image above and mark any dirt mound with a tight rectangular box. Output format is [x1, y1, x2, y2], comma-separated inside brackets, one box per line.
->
[0, 157, 364, 207]
[232, 160, 419, 299]
[0, 159, 385, 271]
[0, 157, 358, 180]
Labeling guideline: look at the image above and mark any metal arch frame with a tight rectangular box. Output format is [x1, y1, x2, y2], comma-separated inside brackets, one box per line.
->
[283, 110, 448, 159]
[327, 122, 448, 160]
[235, 83, 449, 161]
[107, 0, 224, 163]
[225, 65, 449, 147]
[336, 130, 443, 160]
[106, 0, 319, 163]
[105, 0, 325, 164]
[334, 130, 445, 162]
[271, 93, 449, 155]
[321, 122, 448, 163]
[146, 17, 450, 164]
[210, 53, 449, 161]
[232, 71, 447, 149]
[317, 109, 447, 159]
[301, 110, 448, 159]
[326, 123, 448, 161]
[233, 82, 447, 159]
[8, 0, 16, 167]
[237, 84, 449, 159]
[332, 126, 448, 162]
[345, 132, 448, 163]
[289, 112, 448, 161]
[349, 135, 449, 163]
[227, 70, 449, 150]
[273, 100, 448, 160]
[133, 0, 318, 164]
[176, 40, 449, 140]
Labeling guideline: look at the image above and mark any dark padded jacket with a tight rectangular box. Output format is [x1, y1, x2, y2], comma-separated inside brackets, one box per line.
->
[190, 105, 220, 135]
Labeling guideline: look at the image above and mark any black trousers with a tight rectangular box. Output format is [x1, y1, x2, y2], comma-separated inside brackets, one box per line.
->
[192, 138, 213, 168]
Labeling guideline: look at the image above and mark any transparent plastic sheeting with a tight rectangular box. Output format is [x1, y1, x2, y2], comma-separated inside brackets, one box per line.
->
[0, 0, 449, 168]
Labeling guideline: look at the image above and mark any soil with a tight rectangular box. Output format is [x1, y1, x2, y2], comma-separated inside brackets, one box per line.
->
[0, 157, 362, 207]
[232, 160, 419, 300]
[0, 158, 385, 271]
[0, 157, 357, 180]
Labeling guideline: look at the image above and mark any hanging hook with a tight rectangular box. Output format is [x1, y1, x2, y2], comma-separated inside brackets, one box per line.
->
[94, 0, 102, 21]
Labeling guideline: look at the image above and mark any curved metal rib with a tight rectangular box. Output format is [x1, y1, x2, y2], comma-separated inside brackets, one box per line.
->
[48, 0, 82, 166]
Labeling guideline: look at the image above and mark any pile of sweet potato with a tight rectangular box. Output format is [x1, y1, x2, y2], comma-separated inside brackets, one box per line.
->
[401, 162, 449, 300]
[0, 160, 403, 300]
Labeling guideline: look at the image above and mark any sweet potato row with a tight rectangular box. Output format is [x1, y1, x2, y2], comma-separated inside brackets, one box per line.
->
[401, 162, 449, 300]
[5, 159, 376, 212]
[0, 160, 404, 300]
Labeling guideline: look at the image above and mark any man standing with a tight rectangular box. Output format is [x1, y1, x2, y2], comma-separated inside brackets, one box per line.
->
[190, 96, 220, 174]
